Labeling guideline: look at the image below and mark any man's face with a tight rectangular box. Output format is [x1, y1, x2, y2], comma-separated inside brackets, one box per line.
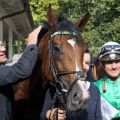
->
[0, 41, 7, 63]
[83, 53, 91, 73]
[103, 60, 120, 79]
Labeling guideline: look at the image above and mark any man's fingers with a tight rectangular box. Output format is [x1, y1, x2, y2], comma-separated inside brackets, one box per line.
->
[34, 26, 42, 34]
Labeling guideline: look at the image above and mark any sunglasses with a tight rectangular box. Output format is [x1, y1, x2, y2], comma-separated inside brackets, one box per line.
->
[100, 45, 120, 55]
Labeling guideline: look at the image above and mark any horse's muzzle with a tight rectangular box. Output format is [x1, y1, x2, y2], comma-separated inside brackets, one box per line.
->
[67, 83, 89, 111]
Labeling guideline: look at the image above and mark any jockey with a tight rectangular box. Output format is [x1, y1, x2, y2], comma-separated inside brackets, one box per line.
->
[94, 41, 120, 120]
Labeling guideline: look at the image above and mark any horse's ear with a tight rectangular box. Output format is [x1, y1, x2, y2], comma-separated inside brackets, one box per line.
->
[76, 12, 90, 31]
[47, 4, 58, 29]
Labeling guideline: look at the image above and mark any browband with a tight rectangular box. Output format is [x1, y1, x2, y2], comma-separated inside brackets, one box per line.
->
[51, 31, 76, 37]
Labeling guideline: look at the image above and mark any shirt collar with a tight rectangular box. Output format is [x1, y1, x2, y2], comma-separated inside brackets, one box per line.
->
[105, 76, 120, 84]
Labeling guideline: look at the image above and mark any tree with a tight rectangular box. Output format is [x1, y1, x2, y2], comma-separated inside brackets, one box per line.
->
[29, 0, 59, 26]
[29, 0, 120, 57]
[58, 0, 120, 57]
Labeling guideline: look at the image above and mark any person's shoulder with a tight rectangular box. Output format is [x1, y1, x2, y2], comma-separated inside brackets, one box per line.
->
[92, 78, 105, 94]
[89, 83, 100, 97]
[90, 82, 99, 91]
[93, 78, 103, 86]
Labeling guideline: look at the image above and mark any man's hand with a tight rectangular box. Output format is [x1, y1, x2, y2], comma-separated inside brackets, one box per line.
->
[27, 26, 42, 45]
[46, 108, 66, 120]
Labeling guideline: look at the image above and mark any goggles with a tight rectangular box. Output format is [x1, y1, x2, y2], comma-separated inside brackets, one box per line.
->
[100, 45, 120, 55]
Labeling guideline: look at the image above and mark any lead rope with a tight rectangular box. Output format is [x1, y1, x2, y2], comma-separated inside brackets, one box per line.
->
[102, 79, 106, 93]
[93, 65, 97, 80]
[48, 92, 58, 120]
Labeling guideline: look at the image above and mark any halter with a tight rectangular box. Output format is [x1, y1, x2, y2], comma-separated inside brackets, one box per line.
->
[48, 31, 86, 109]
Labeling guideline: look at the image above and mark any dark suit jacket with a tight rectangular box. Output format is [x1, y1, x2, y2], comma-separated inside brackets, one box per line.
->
[40, 83, 102, 120]
[0, 44, 38, 120]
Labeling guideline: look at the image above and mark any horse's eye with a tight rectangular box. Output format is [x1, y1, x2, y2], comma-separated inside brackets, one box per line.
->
[53, 45, 61, 54]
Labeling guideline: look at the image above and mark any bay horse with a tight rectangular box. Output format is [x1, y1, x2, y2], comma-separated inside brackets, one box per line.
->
[91, 56, 106, 80]
[13, 5, 90, 120]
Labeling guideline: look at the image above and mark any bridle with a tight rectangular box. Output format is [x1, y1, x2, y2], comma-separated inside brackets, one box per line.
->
[48, 31, 86, 99]
[47, 31, 86, 120]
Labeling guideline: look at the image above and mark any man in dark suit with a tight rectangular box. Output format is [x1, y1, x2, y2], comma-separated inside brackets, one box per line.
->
[0, 26, 42, 120]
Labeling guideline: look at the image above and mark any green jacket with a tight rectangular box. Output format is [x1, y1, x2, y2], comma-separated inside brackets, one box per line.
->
[94, 76, 120, 119]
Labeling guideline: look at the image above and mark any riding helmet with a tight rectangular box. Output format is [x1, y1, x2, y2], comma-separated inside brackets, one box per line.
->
[99, 42, 120, 61]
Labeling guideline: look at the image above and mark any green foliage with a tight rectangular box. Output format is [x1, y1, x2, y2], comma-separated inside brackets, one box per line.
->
[29, 0, 120, 58]
[58, 0, 120, 58]
[29, 0, 59, 26]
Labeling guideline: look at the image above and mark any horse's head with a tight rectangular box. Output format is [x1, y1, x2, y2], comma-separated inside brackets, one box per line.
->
[39, 5, 90, 111]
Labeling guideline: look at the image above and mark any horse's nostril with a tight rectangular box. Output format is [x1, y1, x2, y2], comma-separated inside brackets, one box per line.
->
[73, 92, 81, 101]
[72, 91, 83, 101]
[73, 92, 78, 98]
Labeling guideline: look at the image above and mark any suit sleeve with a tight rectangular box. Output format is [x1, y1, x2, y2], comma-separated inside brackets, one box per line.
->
[0, 44, 38, 86]
[87, 83, 102, 120]
[93, 85, 102, 120]
[40, 88, 55, 120]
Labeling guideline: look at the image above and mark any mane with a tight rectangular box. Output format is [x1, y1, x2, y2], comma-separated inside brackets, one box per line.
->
[37, 21, 50, 44]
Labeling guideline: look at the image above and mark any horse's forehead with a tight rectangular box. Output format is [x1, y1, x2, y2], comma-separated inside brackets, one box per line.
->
[52, 35, 77, 44]
[67, 38, 76, 47]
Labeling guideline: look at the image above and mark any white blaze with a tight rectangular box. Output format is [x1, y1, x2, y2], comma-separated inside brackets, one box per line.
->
[68, 39, 89, 89]
[68, 39, 79, 72]
[68, 39, 90, 101]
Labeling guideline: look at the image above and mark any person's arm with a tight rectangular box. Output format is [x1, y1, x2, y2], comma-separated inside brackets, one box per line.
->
[40, 88, 54, 120]
[40, 86, 66, 120]
[0, 26, 42, 86]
